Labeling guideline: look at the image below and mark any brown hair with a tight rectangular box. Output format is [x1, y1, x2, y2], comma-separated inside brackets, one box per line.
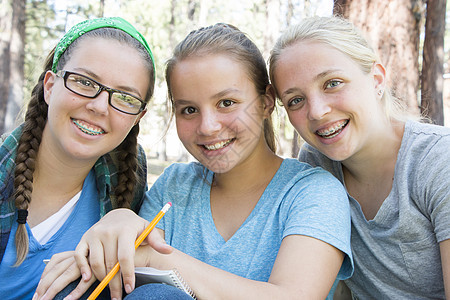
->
[165, 23, 277, 153]
[13, 28, 155, 265]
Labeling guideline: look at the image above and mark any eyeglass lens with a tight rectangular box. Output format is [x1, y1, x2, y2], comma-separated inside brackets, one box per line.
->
[64, 72, 143, 114]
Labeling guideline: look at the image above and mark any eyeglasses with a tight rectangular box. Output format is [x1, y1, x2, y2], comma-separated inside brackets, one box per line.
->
[56, 70, 146, 115]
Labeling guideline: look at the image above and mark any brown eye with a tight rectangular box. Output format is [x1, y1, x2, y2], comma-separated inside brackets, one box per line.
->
[218, 99, 235, 108]
[182, 106, 197, 115]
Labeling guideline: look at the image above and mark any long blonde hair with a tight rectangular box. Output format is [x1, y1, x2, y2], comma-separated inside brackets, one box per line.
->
[269, 16, 420, 123]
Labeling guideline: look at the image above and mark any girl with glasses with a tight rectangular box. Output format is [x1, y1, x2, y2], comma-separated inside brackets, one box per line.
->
[36, 23, 353, 300]
[0, 17, 170, 299]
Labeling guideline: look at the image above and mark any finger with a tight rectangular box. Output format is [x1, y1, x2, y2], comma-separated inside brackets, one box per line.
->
[117, 227, 139, 294]
[146, 229, 173, 255]
[64, 274, 97, 300]
[36, 260, 83, 300]
[88, 237, 108, 281]
[108, 271, 124, 299]
[74, 240, 92, 281]
[40, 251, 74, 279]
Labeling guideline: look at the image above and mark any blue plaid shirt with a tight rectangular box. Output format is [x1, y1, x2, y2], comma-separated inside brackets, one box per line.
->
[0, 125, 147, 262]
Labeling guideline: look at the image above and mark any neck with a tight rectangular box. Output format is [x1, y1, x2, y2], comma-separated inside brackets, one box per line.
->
[213, 139, 282, 194]
[342, 120, 404, 184]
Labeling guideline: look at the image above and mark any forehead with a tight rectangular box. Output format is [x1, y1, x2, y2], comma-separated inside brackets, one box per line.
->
[64, 37, 150, 96]
[282, 41, 355, 68]
[275, 41, 362, 80]
[170, 54, 256, 97]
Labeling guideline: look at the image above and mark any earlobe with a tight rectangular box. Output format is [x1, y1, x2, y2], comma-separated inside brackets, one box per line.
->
[43, 71, 56, 105]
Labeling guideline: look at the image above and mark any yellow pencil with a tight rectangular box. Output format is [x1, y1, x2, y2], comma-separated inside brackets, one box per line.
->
[87, 202, 172, 300]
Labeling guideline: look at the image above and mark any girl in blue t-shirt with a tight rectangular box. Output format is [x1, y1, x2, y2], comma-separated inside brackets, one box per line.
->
[36, 24, 353, 300]
[0, 17, 166, 299]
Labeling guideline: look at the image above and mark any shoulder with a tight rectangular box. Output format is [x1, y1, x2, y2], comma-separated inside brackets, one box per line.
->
[281, 158, 343, 190]
[401, 121, 450, 164]
[278, 159, 347, 209]
[0, 126, 23, 190]
[153, 162, 208, 188]
[298, 143, 342, 177]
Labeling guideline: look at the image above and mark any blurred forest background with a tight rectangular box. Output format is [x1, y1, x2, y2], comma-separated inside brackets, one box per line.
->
[1, 0, 449, 180]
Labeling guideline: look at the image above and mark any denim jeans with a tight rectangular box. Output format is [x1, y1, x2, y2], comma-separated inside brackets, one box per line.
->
[53, 279, 111, 300]
[124, 283, 194, 300]
[54, 280, 192, 300]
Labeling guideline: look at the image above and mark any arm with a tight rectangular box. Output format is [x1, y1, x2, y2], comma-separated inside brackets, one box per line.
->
[38, 209, 344, 300]
[144, 234, 343, 299]
[440, 239, 450, 299]
[34, 209, 172, 300]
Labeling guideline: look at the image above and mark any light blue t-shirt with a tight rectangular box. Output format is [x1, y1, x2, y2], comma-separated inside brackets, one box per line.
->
[140, 159, 353, 291]
[0, 170, 100, 300]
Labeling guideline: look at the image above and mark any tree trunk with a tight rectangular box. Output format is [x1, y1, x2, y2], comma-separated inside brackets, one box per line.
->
[263, 0, 280, 59]
[99, 0, 105, 17]
[333, 0, 423, 117]
[420, 0, 446, 125]
[1, 0, 26, 134]
[0, 0, 13, 134]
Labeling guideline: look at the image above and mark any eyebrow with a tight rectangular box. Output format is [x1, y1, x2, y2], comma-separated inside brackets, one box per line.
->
[280, 68, 342, 98]
[73, 67, 143, 98]
[173, 88, 242, 105]
[212, 88, 241, 99]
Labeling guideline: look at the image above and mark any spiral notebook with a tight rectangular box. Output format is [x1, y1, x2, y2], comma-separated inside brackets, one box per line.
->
[135, 267, 196, 299]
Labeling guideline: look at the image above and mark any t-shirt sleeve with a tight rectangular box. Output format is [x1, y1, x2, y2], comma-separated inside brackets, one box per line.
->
[414, 134, 450, 243]
[282, 168, 353, 280]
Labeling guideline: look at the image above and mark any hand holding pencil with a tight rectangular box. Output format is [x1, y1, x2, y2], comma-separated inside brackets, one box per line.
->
[87, 202, 172, 300]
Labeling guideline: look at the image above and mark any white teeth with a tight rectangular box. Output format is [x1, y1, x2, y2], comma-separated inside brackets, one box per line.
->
[317, 120, 348, 138]
[204, 139, 233, 150]
[72, 119, 105, 136]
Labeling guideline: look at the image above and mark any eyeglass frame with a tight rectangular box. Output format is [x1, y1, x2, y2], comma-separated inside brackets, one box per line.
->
[55, 70, 147, 115]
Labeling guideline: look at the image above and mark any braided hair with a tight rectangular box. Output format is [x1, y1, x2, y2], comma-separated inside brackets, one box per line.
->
[13, 28, 155, 265]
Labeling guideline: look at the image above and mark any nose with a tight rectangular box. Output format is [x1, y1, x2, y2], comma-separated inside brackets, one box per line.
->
[197, 110, 221, 136]
[307, 95, 331, 120]
[85, 90, 110, 115]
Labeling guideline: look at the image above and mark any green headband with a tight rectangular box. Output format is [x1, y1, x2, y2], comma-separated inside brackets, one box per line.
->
[52, 17, 155, 73]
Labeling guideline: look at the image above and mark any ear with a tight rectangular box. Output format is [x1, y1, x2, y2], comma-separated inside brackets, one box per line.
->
[263, 84, 276, 118]
[134, 108, 147, 126]
[372, 62, 386, 95]
[43, 71, 56, 105]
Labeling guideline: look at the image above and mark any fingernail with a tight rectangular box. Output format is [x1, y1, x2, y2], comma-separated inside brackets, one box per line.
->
[82, 272, 88, 281]
[63, 295, 73, 300]
[125, 284, 133, 294]
[32, 293, 38, 300]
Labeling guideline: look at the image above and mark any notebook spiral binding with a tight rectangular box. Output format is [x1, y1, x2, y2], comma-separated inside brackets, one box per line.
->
[171, 268, 197, 299]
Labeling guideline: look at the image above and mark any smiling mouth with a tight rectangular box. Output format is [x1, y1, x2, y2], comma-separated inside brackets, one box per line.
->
[203, 138, 235, 150]
[72, 119, 105, 136]
[316, 120, 349, 139]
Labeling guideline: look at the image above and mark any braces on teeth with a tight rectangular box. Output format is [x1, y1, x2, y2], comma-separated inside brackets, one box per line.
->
[73, 120, 104, 135]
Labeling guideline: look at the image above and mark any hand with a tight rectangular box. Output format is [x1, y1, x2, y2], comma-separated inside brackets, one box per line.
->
[34, 251, 96, 300]
[74, 209, 172, 299]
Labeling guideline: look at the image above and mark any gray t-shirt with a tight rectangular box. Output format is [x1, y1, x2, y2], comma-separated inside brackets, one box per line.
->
[299, 121, 450, 299]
